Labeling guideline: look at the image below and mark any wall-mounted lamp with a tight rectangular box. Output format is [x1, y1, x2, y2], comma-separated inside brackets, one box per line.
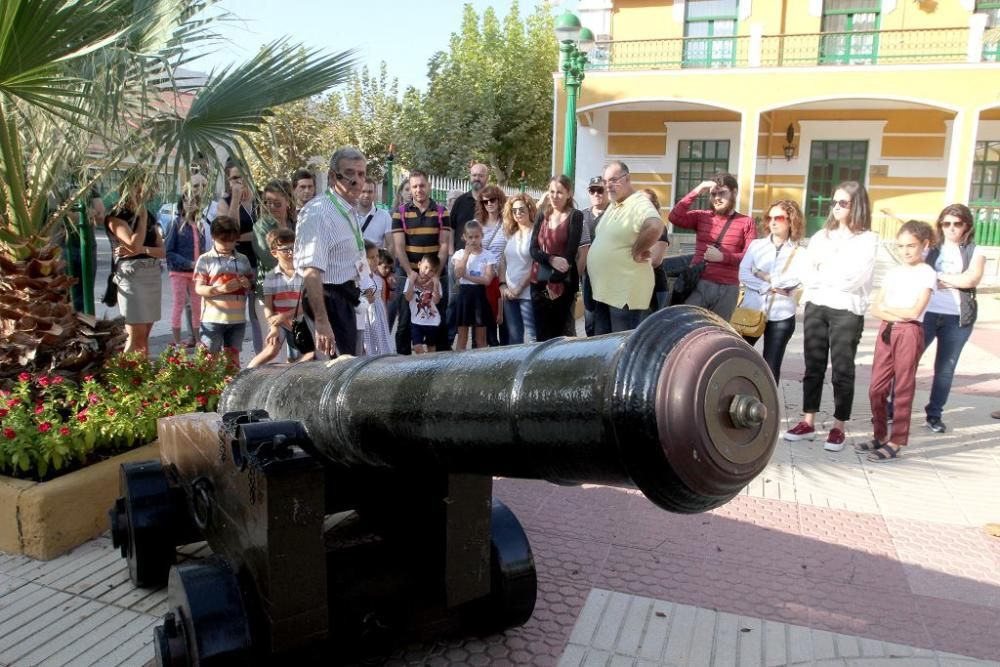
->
[783, 123, 796, 161]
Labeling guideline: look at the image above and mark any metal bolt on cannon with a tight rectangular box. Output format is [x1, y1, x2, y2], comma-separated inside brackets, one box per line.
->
[109, 306, 779, 665]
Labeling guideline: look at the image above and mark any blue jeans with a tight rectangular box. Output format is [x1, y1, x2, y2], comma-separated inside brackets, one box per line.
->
[200, 321, 247, 353]
[922, 312, 974, 420]
[504, 298, 536, 344]
[592, 301, 644, 335]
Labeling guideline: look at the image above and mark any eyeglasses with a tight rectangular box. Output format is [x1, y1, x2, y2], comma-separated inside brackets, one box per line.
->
[482, 197, 497, 204]
[765, 214, 788, 222]
[940, 220, 967, 228]
[603, 174, 627, 186]
[274, 246, 294, 254]
[588, 187, 605, 195]
[511, 206, 528, 214]
[831, 199, 851, 209]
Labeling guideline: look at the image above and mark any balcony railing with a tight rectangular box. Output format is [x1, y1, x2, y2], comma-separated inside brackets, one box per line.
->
[585, 26, 980, 72]
[971, 205, 1000, 247]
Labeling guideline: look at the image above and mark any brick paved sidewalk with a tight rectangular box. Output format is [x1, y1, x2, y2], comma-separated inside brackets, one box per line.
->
[3, 292, 999, 666]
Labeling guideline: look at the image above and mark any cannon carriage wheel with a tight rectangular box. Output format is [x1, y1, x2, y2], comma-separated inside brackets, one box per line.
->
[109, 460, 178, 588]
[154, 556, 253, 666]
[478, 499, 537, 631]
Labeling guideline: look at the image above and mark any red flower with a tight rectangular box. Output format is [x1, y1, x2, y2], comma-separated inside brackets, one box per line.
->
[37, 376, 50, 387]
[167, 357, 179, 365]
[84, 374, 95, 382]
[131, 376, 142, 386]
[76, 413, 88, 423]
[162, 402, 171, 409]
[3, 428, 15, 439]
[59, 426, 71, 436]
[142, 400, 150, 407]
[52, 376, 64, 385]
[17, 372, 30, 382]
[106, 408, 116, 417]
[109, 387, 118, 394]
[88, 393, 100, 405]
[0, 408, 7, 418]
[38, 422, 52, 433]
[7, 398, 20, 407]
[34, 404, 44, 415]
[195, 395, 207, 406]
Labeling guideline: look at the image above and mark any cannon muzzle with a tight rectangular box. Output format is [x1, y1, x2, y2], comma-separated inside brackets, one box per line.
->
[220, 306, 778, 513]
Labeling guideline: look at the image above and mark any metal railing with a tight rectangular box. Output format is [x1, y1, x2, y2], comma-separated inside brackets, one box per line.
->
[586, 26, 976, 72]
[587, 34, 752, 71]
[971, 205, 1000, 246]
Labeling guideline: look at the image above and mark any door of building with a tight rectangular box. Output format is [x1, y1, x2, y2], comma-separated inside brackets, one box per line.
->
[804, 140, 868, 236]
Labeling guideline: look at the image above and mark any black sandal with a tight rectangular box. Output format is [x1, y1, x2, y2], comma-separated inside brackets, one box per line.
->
[867, 444, 902, 463]
[855, 439, 884, 452]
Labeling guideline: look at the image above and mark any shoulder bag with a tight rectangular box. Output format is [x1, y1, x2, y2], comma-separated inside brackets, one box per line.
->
[730, 245, 798, 338]
[289, 288, 316, 354]
[670, 212, 737, 306]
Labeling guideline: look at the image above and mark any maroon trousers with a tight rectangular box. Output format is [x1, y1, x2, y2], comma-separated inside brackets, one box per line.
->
[869, 320, 924, 446]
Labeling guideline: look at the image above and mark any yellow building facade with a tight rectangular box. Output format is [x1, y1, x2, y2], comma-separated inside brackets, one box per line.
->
[554, 0, 1000, 246]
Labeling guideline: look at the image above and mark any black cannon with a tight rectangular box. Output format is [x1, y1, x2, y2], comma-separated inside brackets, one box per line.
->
[109, 306, 778, 665]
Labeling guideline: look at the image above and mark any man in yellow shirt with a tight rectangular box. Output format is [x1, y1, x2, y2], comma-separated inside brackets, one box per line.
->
[586, 160, 664, 334]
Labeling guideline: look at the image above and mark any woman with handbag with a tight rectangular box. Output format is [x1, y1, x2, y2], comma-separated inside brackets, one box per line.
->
[737, 200, 805, 383]
[784, 181, 879, 451]
[475, 185, 508, 345]
[919, 204, 985, 433]
[530, 175, 584, 341]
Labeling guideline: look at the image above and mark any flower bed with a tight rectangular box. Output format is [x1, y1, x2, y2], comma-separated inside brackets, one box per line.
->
[0, 346, 238, 481]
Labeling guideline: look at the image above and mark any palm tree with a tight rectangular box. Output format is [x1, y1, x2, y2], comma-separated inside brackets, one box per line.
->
[0, 0, 356, 381]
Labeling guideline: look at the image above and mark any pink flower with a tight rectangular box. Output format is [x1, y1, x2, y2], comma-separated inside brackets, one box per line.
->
[34, 404, 44, 415]
[17, 372, 30, 382]
[51, 376, 64, 385]
[38, 422, 52, 433]
[76, 413, 88, 423]
[37, 376, 50, 387]
[3, 428, 15, 439]
[83, 374, 95, 382]
[88, 393, 100, 405]
[7, 398, 20, 408]
[59, 426, 70, 436]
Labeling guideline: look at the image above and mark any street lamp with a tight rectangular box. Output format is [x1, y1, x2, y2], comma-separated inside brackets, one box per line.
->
[555, 11, 594, 181]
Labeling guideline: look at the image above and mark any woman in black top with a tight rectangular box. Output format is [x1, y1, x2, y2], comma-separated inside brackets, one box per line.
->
[529, 175, 584, 341]
[106, 170, 165, 356]
[216, 160, 263, 354]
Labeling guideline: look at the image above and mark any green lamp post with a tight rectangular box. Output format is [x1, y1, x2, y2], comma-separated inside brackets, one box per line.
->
[555, 11, 595, 181]
[384, 143, 395, 208]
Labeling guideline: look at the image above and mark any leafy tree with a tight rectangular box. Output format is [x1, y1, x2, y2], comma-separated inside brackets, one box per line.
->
[244, 97, 332, 184]
[399, 1, 557, 187]
[0, 0, 356, 380]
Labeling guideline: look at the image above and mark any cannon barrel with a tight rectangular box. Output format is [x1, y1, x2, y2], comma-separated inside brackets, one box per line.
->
[220, 306, 778, 513]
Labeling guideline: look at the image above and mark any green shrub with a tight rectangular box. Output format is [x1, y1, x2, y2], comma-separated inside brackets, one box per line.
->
[0, 346, 238, 480]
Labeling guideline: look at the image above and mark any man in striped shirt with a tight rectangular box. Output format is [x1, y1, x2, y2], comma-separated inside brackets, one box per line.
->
[193, 215, 255, 361]
[294, 146, 369, 357]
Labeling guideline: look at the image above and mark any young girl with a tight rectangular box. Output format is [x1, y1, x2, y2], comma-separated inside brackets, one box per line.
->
[860, 221, 937, 462]
[405, 255, 442, 354]
[452, 221, 496, 350]
[361, 240, 395, 356]
[165, 192, 209, 347]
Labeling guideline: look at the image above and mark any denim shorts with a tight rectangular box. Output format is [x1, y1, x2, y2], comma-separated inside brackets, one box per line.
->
[200, 321, 246, 353]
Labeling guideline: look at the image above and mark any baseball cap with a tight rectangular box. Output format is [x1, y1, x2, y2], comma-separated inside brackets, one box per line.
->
[588, 176, 604, 188]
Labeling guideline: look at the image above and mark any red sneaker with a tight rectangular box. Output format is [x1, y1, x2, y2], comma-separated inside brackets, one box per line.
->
[824, 428, 846, 452]
[782, 421, 816, 441]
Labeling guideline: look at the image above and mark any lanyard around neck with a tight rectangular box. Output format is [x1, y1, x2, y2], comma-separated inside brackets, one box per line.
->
[326, 189, 364, 253]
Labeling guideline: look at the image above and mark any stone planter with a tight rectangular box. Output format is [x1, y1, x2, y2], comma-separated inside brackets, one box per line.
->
[0, 443, 159, 560]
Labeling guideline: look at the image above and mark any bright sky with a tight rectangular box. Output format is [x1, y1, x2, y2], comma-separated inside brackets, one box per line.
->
[192, 0, 578, 92]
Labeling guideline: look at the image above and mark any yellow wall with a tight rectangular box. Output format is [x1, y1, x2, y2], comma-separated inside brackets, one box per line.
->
[609, 0, 973, 41]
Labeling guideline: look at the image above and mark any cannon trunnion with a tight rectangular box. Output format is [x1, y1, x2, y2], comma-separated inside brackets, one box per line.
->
[109, 307, 779, 664]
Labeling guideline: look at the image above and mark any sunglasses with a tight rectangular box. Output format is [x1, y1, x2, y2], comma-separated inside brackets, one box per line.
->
[831, 199, 851, 209]
[511, 206, 528, 214]
[482, 197, 498, 204]
[765, 214, 788, 223]
[940, 220, 967, 228]
[588, 187, 605, 195]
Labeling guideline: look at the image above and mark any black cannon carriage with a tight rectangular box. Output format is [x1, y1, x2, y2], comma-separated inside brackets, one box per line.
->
[108, 306, 779, 665]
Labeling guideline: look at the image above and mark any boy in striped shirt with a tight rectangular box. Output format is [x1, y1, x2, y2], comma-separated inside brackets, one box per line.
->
[194, 216, 254, 363]
[248, 228, 311, 368]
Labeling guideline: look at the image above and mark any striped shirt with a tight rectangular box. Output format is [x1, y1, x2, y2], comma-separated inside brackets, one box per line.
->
[194, 247, 255, 323]
[391, 200, 451, 268]
[294, 189, 364, 284]
[263, 266, 304, 316]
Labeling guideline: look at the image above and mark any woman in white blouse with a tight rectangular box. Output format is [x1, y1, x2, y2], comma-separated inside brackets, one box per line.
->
[783, 181, 879, 452]
[499, 193, 538, 343]
[738, 200, 805, 383]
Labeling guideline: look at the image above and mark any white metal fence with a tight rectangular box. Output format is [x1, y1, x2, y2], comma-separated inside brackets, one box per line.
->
[385, 171, 545, 206]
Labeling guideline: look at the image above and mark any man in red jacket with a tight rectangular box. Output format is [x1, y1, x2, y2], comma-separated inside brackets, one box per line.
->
[668, 172, 757, 320]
